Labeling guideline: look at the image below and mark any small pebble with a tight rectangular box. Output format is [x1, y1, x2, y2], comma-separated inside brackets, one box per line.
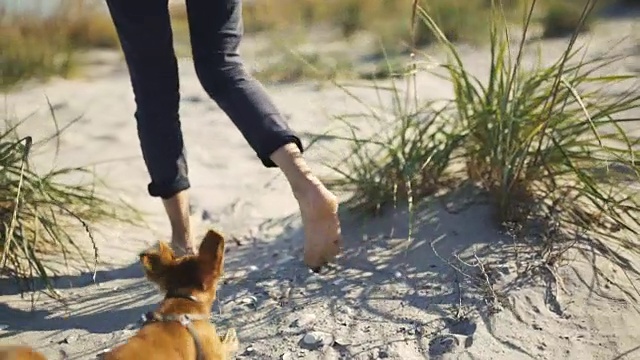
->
[333, 336, 352, 346]
[201, 210, 212, 221]
[302, 331, 334, 348]
[244, 345, 255, 355]
[59, 335, 77, 344]
[238, 296, 257, 306]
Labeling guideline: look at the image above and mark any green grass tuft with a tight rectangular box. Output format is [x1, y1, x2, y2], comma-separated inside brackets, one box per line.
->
[0, 108, 142, 299]
[420, 0, 640, 238]
[0, 0, 119, 90]
[324, 0, 640, 260]
[252, 49, 355, 85]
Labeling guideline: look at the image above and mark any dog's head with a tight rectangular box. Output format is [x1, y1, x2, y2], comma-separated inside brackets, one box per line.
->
[138, 229, 225, 302]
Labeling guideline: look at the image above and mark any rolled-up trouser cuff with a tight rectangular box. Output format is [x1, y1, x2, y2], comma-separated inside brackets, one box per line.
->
[258, 133, 304, 168]
[147, 177, 191, 199]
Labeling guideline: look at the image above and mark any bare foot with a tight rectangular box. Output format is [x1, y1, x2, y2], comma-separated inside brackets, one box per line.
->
[293, 177, 342, 271]
[162, 191, 196, 256]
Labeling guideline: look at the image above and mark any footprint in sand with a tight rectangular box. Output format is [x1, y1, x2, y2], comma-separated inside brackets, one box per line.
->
[429, 317, 476, 357]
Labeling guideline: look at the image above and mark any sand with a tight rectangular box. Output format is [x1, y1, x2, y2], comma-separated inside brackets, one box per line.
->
[1, 16, 640, 360]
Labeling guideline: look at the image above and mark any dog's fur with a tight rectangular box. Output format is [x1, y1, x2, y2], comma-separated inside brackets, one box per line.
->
[0, 346, 47, 360]
[0, 229, 238, 360]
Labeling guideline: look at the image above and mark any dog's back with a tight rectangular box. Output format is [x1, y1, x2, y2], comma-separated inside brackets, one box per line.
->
[0, 346, 47, 360]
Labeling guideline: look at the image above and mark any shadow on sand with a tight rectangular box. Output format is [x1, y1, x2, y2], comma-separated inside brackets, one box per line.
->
[209, 188, 551, 359]
[0, 262, 159, 336]
[0, 187, 625, 359]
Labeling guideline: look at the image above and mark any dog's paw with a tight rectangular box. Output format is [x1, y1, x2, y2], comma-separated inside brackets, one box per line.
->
[221, 328, 239, 355]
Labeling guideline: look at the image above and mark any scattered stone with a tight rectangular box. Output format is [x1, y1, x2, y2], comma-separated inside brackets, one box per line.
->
[533, 323, 543, 331]
[201, 209, 213, 221]
[332, 278, 344, 286]
[464, 336, 474, 348]
[248, 265, 259, 272]
[280, 352, 294, 360]
[333, 336, 352, 347]
[238, 296, 258, 306]
[58, 335, 77, 344]
[95, 348, 111, 359]
[243, 345, 256, 355]
[394, 271, 403, 279]
[301, 331, 334, 349]
[123, 323, 138, 331]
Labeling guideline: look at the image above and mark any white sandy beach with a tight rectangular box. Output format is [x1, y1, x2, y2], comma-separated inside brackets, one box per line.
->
[1, 15, 640, 360]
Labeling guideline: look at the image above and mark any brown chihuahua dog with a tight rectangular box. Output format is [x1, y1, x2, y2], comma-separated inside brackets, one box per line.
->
[0, 229, 238, 360]
[103, 229, 238, 360]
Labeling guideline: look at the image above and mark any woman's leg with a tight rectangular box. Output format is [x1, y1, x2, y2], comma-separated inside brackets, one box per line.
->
[185, 0, 341, 269]
[105, 0, 194, 254]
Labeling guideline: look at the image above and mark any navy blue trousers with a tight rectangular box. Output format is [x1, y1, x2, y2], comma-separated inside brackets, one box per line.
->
[105, 0, 303, 199]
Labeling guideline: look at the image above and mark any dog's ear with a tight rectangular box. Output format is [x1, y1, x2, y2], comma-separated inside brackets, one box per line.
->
[197, 229, 225, 288]
[139, 242, 175, 277]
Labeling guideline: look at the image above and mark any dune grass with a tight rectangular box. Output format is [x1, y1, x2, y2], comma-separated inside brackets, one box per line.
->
[238, 0, 631, 39]
[0, 0, 118, 90]
[541, 1, 596, 38]
[3, 0, 633, 88]
[321, 64, 464, 216]
[322, 0, 640, 262]
[433, 0, 639, 236]
[0, 108, 142, 298]
[253, 49, 356, 85]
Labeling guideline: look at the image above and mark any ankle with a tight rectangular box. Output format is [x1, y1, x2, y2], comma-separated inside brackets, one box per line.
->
[171, 230, 194, 254]
[271, 143, 313, 185]
[288, 174, 318, 197]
